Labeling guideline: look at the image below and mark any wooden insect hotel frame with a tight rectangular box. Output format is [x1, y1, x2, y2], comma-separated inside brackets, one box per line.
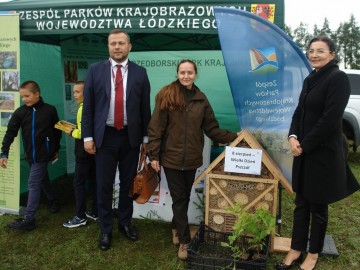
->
[194, 129, 293, 252]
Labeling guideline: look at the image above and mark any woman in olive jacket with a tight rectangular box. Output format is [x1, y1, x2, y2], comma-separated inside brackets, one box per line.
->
[147, 60, 239, 260]
[276, 37, 359, 270]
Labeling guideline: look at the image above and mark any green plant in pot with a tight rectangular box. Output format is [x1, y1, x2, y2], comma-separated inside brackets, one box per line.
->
[221, 201, 275, 262]
[246, 206, 275, 260]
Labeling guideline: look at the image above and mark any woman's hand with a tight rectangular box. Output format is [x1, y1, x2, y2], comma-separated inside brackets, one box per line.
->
[151, 160, 160, 172]
[289, 137, 303, 157]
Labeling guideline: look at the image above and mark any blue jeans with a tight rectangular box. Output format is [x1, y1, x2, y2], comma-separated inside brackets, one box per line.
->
[25, 162, 57, 220]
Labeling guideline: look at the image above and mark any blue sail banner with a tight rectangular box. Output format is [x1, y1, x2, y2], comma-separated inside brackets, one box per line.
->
[214, 7, 312, 182]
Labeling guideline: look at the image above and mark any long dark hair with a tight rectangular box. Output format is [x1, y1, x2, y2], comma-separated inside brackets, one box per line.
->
[156, 59, 198, 111]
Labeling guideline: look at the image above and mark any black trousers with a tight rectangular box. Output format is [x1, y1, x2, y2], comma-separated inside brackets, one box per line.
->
[95, 126, 140, 234]
[164, 167, 196, 244]
[291, 193, 328, 253]
[73, 159, 96, 219]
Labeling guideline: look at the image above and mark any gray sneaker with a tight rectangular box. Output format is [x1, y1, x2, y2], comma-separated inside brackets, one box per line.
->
[7, 218, 36, 231]
[63, 216, 87, 228]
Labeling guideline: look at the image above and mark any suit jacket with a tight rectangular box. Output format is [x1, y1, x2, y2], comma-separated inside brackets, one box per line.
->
[289, 61, 359, 204]
[82, 59, 151, 149]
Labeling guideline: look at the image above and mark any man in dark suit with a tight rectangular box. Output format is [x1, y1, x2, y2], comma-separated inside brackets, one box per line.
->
[82, 29, 151, 251]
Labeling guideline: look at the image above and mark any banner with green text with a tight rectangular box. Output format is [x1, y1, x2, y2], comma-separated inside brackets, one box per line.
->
[0, 13, 20, 214]
[0, 0, 284, 36]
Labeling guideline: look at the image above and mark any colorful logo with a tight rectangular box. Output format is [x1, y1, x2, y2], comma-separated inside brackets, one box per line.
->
[249, 47, 278, 74]
[251, 4, 275, 23]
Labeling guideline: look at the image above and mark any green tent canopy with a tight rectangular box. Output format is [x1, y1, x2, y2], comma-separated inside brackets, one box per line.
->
[1, 0, 284, 192]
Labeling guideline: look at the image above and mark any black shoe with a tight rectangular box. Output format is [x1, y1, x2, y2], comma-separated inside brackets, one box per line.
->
[98, 233, 112, 251]
[119, 224, 138, 241]
[47, 199, 60, 213]
[7, 218, 36, 231]
[276, 253, 303, 269]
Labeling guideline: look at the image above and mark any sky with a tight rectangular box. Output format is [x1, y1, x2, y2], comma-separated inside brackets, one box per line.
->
[284, 0, 360, 30]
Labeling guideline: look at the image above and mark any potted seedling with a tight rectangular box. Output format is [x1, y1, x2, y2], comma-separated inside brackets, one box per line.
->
[221, 202, 275, 264]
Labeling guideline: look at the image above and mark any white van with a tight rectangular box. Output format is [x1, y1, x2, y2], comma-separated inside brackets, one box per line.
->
[343, 69, 360, 152]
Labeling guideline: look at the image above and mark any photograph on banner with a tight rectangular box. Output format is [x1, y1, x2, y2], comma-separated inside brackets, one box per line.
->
[0, 51, 17, 69]
[0, 93, 15, 111]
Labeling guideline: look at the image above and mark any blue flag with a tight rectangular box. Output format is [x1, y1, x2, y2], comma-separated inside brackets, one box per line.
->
[215, 7, 312, 182]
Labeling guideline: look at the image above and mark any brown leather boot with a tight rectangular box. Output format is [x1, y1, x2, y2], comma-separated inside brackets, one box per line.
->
[172, 229, 179, 245]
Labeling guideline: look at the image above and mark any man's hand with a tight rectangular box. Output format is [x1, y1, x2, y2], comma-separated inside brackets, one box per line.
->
[84, 140, 96, 154]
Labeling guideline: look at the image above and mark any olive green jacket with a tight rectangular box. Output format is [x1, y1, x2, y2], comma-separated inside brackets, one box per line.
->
[147, 82, 237, 170]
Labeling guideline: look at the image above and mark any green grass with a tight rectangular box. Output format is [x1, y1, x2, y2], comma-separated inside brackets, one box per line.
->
[0, 150, 359, 270]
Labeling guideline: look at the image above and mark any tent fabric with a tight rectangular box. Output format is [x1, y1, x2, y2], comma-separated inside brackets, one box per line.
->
[19, 41, 65, 193]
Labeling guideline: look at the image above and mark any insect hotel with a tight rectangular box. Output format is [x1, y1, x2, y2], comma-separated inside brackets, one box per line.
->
[194, 128, 293, 252]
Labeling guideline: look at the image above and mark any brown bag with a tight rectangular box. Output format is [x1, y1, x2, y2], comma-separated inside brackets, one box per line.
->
[132, 148, 160, 204]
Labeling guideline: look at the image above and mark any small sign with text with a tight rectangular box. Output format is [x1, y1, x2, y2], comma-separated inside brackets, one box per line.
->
[224, 146, 262, 175]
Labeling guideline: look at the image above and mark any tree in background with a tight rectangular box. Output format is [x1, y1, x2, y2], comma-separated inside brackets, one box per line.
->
[285, 14, 360, 69]
[338, 15, 360, 69]
[292, 22, 312, 51]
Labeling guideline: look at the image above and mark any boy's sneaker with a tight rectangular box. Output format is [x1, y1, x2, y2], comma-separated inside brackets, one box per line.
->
[63, 216, 87, 228]
[47, 199, 60, 213]
[85, 209, 98, 221]
[7, 218, 36, 231]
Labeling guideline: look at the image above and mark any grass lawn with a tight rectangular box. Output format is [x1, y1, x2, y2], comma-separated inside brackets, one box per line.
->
[0, 150, 359, 270]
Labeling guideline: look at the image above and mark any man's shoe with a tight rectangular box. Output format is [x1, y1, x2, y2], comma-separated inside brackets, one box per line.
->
[85, 209, 98, 221]
[47, 199, 60, 213]
[119, 224, 138, 241]
[98, 233, 112, 251]
[7, 218, 36, 231]
[63, 216, 87, 228]
[178, 243, 189, 260]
